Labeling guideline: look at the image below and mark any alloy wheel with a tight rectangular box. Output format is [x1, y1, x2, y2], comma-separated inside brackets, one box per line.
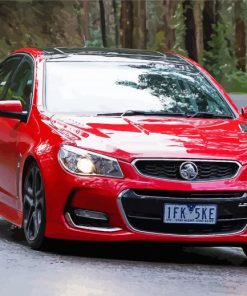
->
[23, 163, 46, 248]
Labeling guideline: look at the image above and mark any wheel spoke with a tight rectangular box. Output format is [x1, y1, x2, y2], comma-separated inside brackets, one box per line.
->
[35, 187, 44, 203]
[26, 209, 35, 239]
[36, 208, 42, 230]
[35, 173, 44, 206]
[24, 194, 33, 208]
[32, 211, 39, 237]
[26, 186, 33, 197]
[32, 168, 37, 196]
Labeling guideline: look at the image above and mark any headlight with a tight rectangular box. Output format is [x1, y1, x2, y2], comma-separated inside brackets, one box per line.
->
[58, 145, 123, 178]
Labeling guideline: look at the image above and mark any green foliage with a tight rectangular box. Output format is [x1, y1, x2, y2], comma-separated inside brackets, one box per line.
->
[146, 0, 164, 50]
[201, 1, 245, 92]
[85, 29, 103, 48]
[202, 14, 247, 93]
[203, 22, 235, 83]
[149, 31, 165, 52]
[171, 1, 187, 56]
[224, 71, 247, 93]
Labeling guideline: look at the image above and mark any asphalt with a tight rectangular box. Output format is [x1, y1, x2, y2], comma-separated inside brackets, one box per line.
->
[230, 94, 246, 109]
[0, 94, 247, 296]
[0, 219, 247, 296]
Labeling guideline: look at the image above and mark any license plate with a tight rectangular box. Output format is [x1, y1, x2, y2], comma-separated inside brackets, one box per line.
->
[164, 204, 217, 225]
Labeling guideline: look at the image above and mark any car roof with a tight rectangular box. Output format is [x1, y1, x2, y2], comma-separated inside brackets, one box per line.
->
[43, 47, 164, 57]
[41, 47, 190, 64]
[12, 47, 194, 68]
[43, 47, 167, 60]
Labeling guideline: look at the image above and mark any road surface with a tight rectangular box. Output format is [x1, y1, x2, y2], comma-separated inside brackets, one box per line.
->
[230, 94, 246, 109]
[0, 94, 246, 296]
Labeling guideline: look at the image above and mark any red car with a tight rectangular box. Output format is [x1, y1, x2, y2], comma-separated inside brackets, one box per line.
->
[1, 47, 247, 254]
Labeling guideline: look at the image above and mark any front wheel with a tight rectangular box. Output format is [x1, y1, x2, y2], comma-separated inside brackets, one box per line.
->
[242, 246, 247, 257]
[22, 162, 47, 250]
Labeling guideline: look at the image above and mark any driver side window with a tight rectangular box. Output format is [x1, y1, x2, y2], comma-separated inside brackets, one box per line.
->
[0, 57, 22, 100]
[4, 57, 34, 112]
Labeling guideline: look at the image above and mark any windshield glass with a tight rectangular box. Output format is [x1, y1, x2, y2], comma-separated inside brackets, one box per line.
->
[45, 61, 233, 117]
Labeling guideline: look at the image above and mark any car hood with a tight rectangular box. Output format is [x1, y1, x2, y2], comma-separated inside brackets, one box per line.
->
[50, 115, 247, 164]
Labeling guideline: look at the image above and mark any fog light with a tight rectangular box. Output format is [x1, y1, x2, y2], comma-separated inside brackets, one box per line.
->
[74, 209, 108, 221]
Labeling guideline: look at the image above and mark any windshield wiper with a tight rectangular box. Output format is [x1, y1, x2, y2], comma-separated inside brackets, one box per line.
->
[97, 110, 188, 117]
[97, 110, 233, 119]
[188, 112, 233, 119]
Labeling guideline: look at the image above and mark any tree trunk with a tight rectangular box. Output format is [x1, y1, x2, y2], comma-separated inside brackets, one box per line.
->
[235, 0, 246, 72]
[120, 0, 133, 48]
[163, 0, 177, 50]
[104, 0, 116, 47]
[133, 0, 147, 49]
[183, 0, 198, 61]
[99, 0, 107, 47]
[215, 0, 221, 24]
[112, 0, 119, 47]
[202, 0, 215, 52]
[82, 0, 90, 42]
[194, 0, 204, 62]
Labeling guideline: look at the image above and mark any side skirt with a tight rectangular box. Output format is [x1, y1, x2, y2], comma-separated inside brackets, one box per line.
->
[0, 201, 22, 227]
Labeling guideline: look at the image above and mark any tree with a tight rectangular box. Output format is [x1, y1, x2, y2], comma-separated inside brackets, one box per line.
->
[163, 0, 178, 50]
[120, 0, 133, 48]
[104, 0, 118, 47]
[81, 0, 90, 41]
[133, 0, 147, 49]
[112, 0, 120, 47]
[235, 0, 246, 72]
[183, 0, 198, 61]
[193, 0, 204, 62]
[99, 0, 107, 47]
[203, 0, 215, 52]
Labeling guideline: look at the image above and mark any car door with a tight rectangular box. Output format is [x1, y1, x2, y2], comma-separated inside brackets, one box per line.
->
[0, 55, 34, 217]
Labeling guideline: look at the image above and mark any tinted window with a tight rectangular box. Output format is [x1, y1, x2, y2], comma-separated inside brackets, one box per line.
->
[5, 58, 33, 111]
[0, 57, 22, 99]
[46, 61, 233, 117]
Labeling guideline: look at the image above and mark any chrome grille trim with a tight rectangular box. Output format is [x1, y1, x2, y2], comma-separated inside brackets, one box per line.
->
[65, 212, 122, 232]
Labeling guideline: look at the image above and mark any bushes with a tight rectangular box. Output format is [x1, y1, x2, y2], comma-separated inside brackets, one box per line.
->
[223, 71, 247, 93]
[203, 21, 246, 93]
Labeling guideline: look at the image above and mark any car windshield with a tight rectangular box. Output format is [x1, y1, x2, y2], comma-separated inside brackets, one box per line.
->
[45, 61, 233, 118]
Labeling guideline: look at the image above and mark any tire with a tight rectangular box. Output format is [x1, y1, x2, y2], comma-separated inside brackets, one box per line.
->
[242, 246, 247, 257]
[22, 162, 47, 250]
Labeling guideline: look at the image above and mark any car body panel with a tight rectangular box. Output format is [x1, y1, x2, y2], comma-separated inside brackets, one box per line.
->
[50, 114, 247, 163]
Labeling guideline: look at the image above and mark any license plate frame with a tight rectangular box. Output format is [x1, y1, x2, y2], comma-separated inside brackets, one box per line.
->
[163, 203, 217, 225]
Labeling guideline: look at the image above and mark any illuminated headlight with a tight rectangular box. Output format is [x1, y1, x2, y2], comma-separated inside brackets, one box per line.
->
[58, 145, 123, 178]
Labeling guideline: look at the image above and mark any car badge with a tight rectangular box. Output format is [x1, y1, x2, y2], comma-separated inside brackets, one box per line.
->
[180, 162, 198, 181]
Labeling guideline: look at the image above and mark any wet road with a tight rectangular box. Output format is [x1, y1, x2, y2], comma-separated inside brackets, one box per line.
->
[0, 220, 247, 296]
[0, 94, 247, 296]
[231, 94, 246, 109]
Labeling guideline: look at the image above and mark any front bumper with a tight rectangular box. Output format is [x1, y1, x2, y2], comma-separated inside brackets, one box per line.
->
[43, 159, 247, 244]
[119, 189, 247, 235]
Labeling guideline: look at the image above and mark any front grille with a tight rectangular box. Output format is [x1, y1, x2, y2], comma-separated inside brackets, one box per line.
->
[134, 159, 240, 181]
[119, 190, 247, 235]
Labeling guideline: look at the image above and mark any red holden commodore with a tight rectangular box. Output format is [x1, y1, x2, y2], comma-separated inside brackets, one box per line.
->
[1, 47, 247, 253]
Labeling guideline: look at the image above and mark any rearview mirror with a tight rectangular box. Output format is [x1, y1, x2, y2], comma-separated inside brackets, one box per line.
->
[0, 100, 28, 122]
[242, 106, 247, 119]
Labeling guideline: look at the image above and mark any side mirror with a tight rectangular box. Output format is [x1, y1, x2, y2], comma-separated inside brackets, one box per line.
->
[0, 100, 28, 122]
[242, 106, 247, 119]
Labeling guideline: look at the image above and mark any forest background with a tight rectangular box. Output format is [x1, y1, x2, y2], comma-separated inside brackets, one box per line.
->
[0, 0, 246, 92]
